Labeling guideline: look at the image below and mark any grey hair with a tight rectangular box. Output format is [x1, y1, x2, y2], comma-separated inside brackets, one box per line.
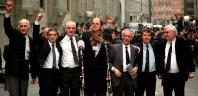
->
[18, 19, 30, 28]
[164, 24, 178, 35]
[65, 21, 76, 28]
[121, 29, 134, 37]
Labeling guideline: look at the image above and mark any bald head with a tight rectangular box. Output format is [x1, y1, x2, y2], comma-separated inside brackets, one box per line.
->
[91, 18, 103, 32]
[18, 19, 30, 36]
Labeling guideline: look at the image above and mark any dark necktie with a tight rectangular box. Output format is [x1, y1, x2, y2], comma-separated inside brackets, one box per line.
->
[125, 46, 130, 65]
[145, 44, 149, 72]
[166, 42, 172, 72]
[52, 44, 56, 69]
[70, 37, 79, 65]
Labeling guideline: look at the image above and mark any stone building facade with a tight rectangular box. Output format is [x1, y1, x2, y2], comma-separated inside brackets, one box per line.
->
[0, 0, 150, 54]
[152, 0, 183, 25]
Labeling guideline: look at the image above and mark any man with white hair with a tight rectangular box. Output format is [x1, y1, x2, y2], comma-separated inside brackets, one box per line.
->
[58, 21, 81, 96]
[110, 29, 139, 96]
[4, 1, 37, 96]
[156, 24, 195, 96]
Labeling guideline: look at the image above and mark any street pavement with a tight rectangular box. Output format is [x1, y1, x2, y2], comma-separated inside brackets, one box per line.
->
[1, 67, 198, 96]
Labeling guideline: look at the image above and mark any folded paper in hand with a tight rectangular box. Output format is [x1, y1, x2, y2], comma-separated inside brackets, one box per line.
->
[127, 64, 137, 80]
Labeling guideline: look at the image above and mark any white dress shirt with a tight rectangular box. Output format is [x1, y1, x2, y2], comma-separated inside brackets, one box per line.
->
[60, 35, 79, 68]
[42, 42, 60, 69]
[92, 43, 102, 57]
[25, 36, 30, 60]
[165, 39, 179, 73]
[122, 43, 131, 72]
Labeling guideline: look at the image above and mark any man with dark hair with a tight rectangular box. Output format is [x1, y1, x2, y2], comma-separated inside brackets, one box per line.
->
[33, 13, 62, 96]
[135, 29, 158, 96]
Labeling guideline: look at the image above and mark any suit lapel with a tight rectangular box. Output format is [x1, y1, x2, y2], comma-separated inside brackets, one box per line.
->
[119, 43, 123, 65]
[175, 38, 179, 67]
[130, 44, 134, 67]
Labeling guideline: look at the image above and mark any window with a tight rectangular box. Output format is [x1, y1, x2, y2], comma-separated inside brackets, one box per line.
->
[67, 0, 70, 11]
[130, 16, 133, 22]
[0, 0, 6, 13]
[40, 0, 44, 8]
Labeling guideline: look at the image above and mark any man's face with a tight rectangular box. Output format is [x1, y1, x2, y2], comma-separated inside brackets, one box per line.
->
[47, 31, 58, 43]
[163, 28, 176, 41]
[42, 28, 49, 39]
[91, 18, 102, 32]
[141, 31, 151, 44]
[122, 31, 132, 45]
[92, 32, 103, 42]
[19, 20, 29, 35]
[65, 23, 76, 37]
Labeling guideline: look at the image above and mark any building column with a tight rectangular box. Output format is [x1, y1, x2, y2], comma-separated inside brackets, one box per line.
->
[120, 0, 125, 27]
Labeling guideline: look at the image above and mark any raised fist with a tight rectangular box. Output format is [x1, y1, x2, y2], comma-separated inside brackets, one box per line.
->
[5, 1, 14, 13]
[36, 13, 44, 22]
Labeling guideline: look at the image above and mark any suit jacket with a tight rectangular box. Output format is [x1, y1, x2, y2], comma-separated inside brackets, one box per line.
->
[110, 43, 138, 87]
[3, 16, 36, 79]
[135, 41, 159, 75]
[33, 24, 62, 70]
[82, 32, 107, 92]
[156, 37, 195, 82]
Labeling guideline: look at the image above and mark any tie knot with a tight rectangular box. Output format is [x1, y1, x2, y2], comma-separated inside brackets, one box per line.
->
[146, 44, 149, 48]
[125, 46, 128, 49]
[70, 37, 73, 41]
[52, 43, 55, 47]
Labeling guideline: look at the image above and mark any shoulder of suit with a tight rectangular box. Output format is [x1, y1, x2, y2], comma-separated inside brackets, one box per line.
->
[113, 43, 121, 47]
[74, 34, 80, 41]
[134, 42, 142, 47]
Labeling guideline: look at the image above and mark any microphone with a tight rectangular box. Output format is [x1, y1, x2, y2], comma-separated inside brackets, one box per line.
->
[78, 40, 85, 50]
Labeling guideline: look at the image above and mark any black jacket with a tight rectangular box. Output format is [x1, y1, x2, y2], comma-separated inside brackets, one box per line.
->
[4, 16, 36, 79]
[33, 24, 62, 71]
[156, 37, 195, 81]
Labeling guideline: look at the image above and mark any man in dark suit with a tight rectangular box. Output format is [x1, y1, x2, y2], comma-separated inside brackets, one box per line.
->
[110, 29, 138, 96]
[33, 13, 62, 96]
[3, 2, 37, 96]
[58, 21, 81, 96]
[82, 18, 108, 96]
[135, 29, 158, 96]
[156, 24, 195, 96]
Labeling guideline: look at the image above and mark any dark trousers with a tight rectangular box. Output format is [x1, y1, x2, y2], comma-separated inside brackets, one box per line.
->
[85, 90, 106, 96]
[112, 72, 135, 96]
[136, 72, 156, 96]
[60, 67, 81, 96]
[84, 69, 107, 96]
[163, 73, 185, 96]
[7, 75, 28, 96]
[39, 68, 60, 96]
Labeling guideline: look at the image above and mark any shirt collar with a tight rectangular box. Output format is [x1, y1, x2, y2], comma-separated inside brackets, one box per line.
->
[143, 42, 151, 47]
[66, 35, 75, 41]
[48, 41, 56, 47]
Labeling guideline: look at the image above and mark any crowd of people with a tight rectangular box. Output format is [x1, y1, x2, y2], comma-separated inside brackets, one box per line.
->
[0, 1, 197, 96]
